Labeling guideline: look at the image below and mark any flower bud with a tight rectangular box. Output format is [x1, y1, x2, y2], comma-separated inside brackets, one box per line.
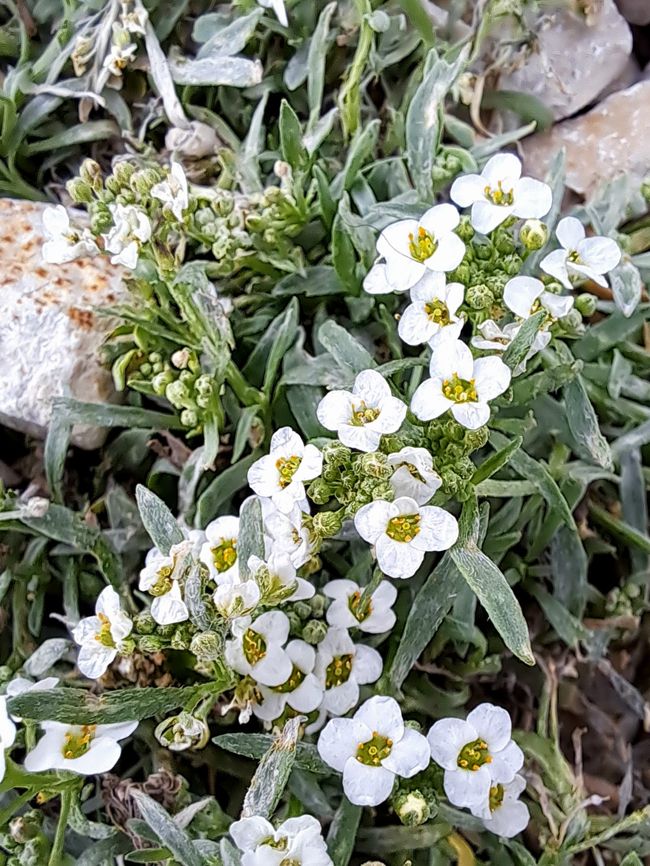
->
[286, 609, 303, 633]
[88, 202, 113, 235]
[294, 601, 312, 621]
[165, 121, 219, 158]
[358, 451, 392, 480]
[112, 161, 136, 187]
[456, 215, 475, 243]
[171, 348, 192, 370]
[311, 510, 343, 538]
[138, 634, 166, 652]
[302, 619, 328, 645]
[171, 626, 191, 650]
[155, 712, 210, 751]
[464, 426, 489, 450]
[575, 293, 597, 317]
[152, 370, 175, 395]
[130, 168, 163, 196]
[308, 478, 332, 505]
[465, 284, 494, 310]
[562, 308, 583, 330]
[66, 178, 93, 204]
[323, 441, 352, 465]
[9, 814, 41, 844]
[189, 632, 222, 662]
[134, 611, 156, 634]
[392, 789, 431, 826]
[24, 497, 49, 518]
[519, 219, 549, 251]
[165, 380, 191, 406]
[180, 409, 199, 429]
[309, 593, 327, 618]
[79, 158, 102, 189]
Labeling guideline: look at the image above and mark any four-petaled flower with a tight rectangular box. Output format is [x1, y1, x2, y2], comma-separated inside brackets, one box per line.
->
[314, 628, 382, 716]
[504, 276, 574, 324]
[262, 500, 314, 569]
[225, 611, 293, 687]
[427, 703, 524, 810]
[72, 586, 132, 679]
[324, 578, 397, 634]
[24, 720, 138, 774]
[200, 515, 240, 584]
[411, 339, 511, 430]
[249, 552, 315, 603]
[151, 161, 189, 221]
[398, 272, 465, 347]
[42, 205, 98, 264]
[364, 204, 466, 294]
[474, 774, 530, 838]
[354, 496, 458, 579]
[103, 203, 151, 269]
[248, 427, 322, 514]
[450, 153, 552, 235]
[230, 815, 332, 866]
[317, 369, 407, 453]
[253, 639, 324, 723]
[540, 216, 621, 289]
[387, 446, 442, 505]
[139, 540, 192, 625]
[318, 695, 430, 806]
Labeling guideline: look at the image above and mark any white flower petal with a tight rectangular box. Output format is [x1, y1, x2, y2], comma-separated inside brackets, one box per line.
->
[413, 507, 459, 552]
[354, 500, 395, 544]
[482, 153, 522, 187]
[317, 390, 355, 431]
[427, 231, 466, 272]
[352, 644, 383, 684]
[431, 338, 474, 380]
[363, 259, 396, 295]
[375, 534, 424, 579]
[473, 356, 511, 401]
[579, 235, 621, 272]
[489, 740, 524, 783]
[503, 276, 543, 318]
[382, 728, 431, 777]
[427, 718, 477, 770]
[541, 292, 573, 319]
[410, 380, 453, 422]
[342, 759, 395, 806]
[466, 703, 512, 751]
[398, 302, 435, 346]
[354, 696, 404, 741]
[540, 249, 571, 288]
[444, 765, 492, 808]
[77, 645, 116, 679]
[451, 401, 491, 430]
[555, 216, 585, 249]
[230, 816, 275, 852]
[450, 174, 485, 208]
[471, 200, 511, 234]
[318, 718, 371, 771]
[323, 679, 359, 716]
[483, 797, 530, 838]
[419, 203, 460, 237]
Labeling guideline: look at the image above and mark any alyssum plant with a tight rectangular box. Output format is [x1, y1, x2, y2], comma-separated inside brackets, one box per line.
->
[3, 138, 645, 866]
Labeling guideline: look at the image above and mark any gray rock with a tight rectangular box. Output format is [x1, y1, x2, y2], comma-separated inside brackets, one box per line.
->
[0, 198, 125, 449]
[615, 0, 650, 24]
[521, 80, 650, 198]
[498, 0, 632, 121]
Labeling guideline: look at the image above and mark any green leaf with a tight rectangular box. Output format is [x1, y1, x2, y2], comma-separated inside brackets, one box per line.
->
[241, 718, 302, 819]
[471, 436, 522, 485]
[406, 47, 468, 199]
[332, 211, 359, 293]
[238, 497, 265, 581]
[326, 797, 362, 866]
[126, 849, 171, 863]
[196, 454, 258, 528]
[502, 310, 546, 371]
[610, 259, 643, 318]
[527, 584, 589, 647]
[136, 485, 184, 555]
[564, 376, 613, 470]
[214, 733, 330, 775]
[307, 3, 337, 128]
[481, 89, 553, 131]
[8, 686, 208, 725]
[279, 99, 307, 168]
[25, 120, 119, 154]
[130, 792, 203, 866]
[341, 120, 380, 193]
[318, 320, 375, 375]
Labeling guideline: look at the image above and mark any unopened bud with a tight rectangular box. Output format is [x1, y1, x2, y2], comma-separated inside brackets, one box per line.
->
[311, 510, 343, 538]
[189, 632, 222, 661]
[66, 178, 93, 204]
[301, 619, 328, 645]
[519, 219, 549, 251]
[575, 292, 597, 317]
[154, 712, 210, 751]
[393, 789, 430, 826]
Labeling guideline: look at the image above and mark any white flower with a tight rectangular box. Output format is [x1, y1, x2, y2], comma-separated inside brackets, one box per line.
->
[256, 0, 289, 28]
[138, 541, 192, 625]
[504, 276, 574, 323]
[0, 697, 16, 783]
[314, 628, 382, 716]
[397, 272, 465, 347]
[230, 815, 332, 866]
[354, 497, 458, 579]
[410, 339, 510, 430]
[427, 703, 524, 810]
[262, 501, 314, 568]
[363, 204, 465, 294]
[387, 446, 442, 505]
[471, 319, 520, 353]
[6, 677, 60, 722]
[72, 586, 132, 679]
[317, 696, 430, 806]
[253, 640, 323, 723]
[249, 553, 314, 603]
[199, 516, 239, 584]
[540, 217, 621, 289]
[24, 720, 137, 774]
[151, 162, 189, 221]
[324, 579, 397, 634]
[103, 203, 151, 269]
[120, 2, 148, 34]
[42, 205, 98, 264]
[247, 427, 322, 514]
[103, 23, 137, 78]
[225, 611, 292, 687]
[154, 712, 209, 752]
[450, 153, 552, 235]
[213, 580, 260, 619]
[473, 774, 530, 838]
[317, 369, 407, 453]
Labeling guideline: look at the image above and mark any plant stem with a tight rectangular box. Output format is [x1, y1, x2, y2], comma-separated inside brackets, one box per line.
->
[358, 567, 383, 617]
[48, 788, 74, 866]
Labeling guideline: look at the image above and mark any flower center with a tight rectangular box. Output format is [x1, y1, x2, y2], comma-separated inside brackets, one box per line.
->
[386, 514, 421, 543]
[62, 725, 96, 759]
[567, 250, 581, 264]
[457, 738, 492, 771]
[484, 181, 514, 206]
[263, 836, 289, 851]
[150, 565, 173, 596]
[356, 731, 393, 767]
[279, 860, 300, 866]
[351, 401, 380, 426]
[325, 653, 353, 689]
[489, 783, 505, 812]
[94, 613, 115, 648]
[272, 665, 306, 694]
[243, 628, 267, 665]
[276, 455, 301, 489]
[408, 226, 437, 262]
[348, 590, 372, 622]
[442, 373, 478, 403]
[425, 299, 450, 325]
[211, 539, 238, 573]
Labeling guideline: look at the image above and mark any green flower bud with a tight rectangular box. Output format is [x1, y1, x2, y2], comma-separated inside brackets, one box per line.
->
[466, 284, 494, 310]
[494, 233, 516, 255]
[392, 789, 431, 827]
[464, 426, 489, 450]
[166, 380, 191, 407]
[88, 202, 113, 235]
[133, 612, 156, 634]
[442, 419, 465, 442]
[456, 216, 475, 243]
[302, 619, 328, 645]
[130, 168, 163, 196]
[170, 627, 190, 651]
[152, 370, 175, 395]
[155, 712, 210, 751]
[474, 243, 494, 261]
[308, 478, 332, 505]
[189, 632, 222, 662]
[450, 262, 472, 285]
[138, 634, 166, 652]
[502, 253, 523, 276]
[79, 158, 102, 189]
[112, 161, 136, 187]
[519, 219, 549, 251]
[357, 451, 392, 480]
[323, 441, 352, 465]
[372, 481, 394, 501]
[286, 609, 303, 633]
[312, 510, 343, 538]
[575, 293, 597, 317]
[66, 177, 93, 204]
[309, 593, 327, 618]
[195, 374, 214, 397]
[562, 308, 583, 330]
[294, 601, 312, 620]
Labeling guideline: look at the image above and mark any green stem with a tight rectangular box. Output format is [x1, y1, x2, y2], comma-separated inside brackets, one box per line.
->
[225, 360, 265, 408]
[358, 567, 383, 617]
[339, 0, 374, 138]
[48, 788, 74, 866]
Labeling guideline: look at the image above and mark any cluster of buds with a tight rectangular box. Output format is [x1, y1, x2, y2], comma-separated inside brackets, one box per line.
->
[308, 442, 395, 516]
[427, 418, 489, 498]
[0, 811, 51, 866]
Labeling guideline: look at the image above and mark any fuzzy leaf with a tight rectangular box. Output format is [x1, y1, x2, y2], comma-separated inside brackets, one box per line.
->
[136, 485, 184, 555]
[318, 320, 375, 375]
[237, 497, 265, 581]
[564, 376, 613, 470]
[241, 718, 302, 819]
[214, 732, 330, 775]
[131, 792, 203, 866]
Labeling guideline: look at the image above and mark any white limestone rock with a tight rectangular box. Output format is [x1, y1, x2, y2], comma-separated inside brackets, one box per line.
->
[0, 198, 125, 449]
[498, 0, 632, 121]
